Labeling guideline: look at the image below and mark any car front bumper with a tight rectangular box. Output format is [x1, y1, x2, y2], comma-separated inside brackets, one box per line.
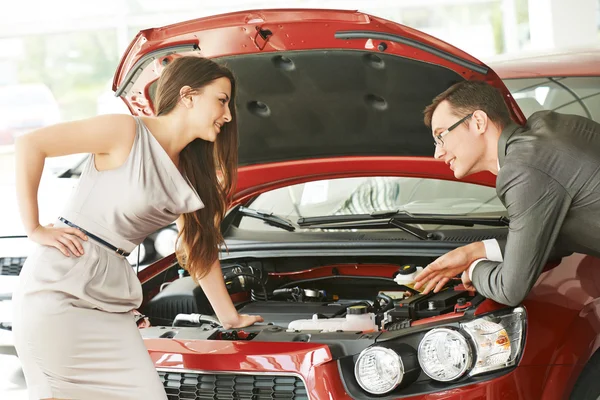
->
[145, 337, 579, 400]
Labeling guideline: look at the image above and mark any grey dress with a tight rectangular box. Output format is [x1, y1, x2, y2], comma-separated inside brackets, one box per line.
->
[12, 116, 204, 399]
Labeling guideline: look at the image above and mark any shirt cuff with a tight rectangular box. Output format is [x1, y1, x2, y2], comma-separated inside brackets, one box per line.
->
[482, 239, 503, 262]
[468, 258, 488, 282]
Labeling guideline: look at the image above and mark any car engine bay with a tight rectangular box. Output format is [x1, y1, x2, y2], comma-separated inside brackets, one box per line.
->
[141, 260, 476, 341]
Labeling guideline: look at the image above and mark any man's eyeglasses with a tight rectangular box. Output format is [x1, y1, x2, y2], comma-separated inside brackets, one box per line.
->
[434, 113, 473, 147]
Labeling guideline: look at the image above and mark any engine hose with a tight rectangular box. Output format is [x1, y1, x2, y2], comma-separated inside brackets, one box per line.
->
[228, 273, 269, 301]
[272, 287, 303, 299]
[251, 289, 269, 302]
[376, 293, 394, 313]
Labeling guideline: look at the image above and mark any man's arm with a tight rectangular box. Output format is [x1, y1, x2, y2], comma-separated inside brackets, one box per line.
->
[467, 239, 503, 281]
[471, 163, 572, 306]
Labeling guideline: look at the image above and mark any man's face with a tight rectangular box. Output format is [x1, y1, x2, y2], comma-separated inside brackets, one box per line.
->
[431, 100, 484, 179]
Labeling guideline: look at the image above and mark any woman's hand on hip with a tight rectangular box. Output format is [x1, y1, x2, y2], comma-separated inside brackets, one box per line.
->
[30, 223, 88, 257]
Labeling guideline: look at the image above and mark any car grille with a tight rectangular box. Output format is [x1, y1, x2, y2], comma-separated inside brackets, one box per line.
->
[158, 370, 309, 400]
[0, 257, 26, 276]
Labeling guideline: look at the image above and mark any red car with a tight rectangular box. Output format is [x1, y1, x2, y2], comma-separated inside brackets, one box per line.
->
[112, 9, 600, 400]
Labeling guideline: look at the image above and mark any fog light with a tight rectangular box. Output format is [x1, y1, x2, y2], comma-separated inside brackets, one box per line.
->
[354, 346, 403, 394]
[418, 328, 472, 381]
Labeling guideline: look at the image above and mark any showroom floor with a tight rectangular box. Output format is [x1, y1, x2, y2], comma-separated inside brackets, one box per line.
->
[0, 355, 28, 399]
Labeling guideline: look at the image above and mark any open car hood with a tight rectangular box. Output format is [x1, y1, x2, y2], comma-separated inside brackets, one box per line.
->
[113, 8, 524, 171]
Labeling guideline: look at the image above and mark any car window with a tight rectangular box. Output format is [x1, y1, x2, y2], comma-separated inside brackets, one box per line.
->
[240, 177, 505, 231]
[503, 77, 600, 122]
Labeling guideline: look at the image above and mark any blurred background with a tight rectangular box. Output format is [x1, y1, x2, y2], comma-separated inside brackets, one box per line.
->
[0, 0, 599, 398]
[0, 0, 598, 147]
[0, 0, 599, 176]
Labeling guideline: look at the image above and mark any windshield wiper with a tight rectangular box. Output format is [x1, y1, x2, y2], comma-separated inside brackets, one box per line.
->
[291, 216, 431, 240]
[238, 206, 296, 232]
[297, 210, 509, 228]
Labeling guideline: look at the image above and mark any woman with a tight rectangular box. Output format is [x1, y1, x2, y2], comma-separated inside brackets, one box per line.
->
[12, 56, 263, 400]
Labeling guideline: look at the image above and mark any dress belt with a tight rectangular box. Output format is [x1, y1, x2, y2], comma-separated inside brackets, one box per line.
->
[58, 217, 131, 257]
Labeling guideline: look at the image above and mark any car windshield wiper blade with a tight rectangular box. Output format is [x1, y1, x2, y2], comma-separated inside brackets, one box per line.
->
[238, 206, 296, 232]
[290, 215, 431, 240]
[297, 210, 509, 227]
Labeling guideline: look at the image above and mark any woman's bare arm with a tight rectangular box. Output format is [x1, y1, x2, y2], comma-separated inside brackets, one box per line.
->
[15, 114, 136, 254]
[175, 215, 263, 328]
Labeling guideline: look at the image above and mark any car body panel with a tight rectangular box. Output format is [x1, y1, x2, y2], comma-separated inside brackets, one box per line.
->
[113, 9, 526, 169]
[233, 157, 497, 204]
[114, 8, 494, 93]
[109, 9, 600, 400]
[489, 48, 600, 79]
[1, 8, 592, 400]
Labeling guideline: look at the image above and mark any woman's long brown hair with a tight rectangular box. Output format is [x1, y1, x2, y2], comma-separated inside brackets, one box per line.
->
[154, 56, 238, 280]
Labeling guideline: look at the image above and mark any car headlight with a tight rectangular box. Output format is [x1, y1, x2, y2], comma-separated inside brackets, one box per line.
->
[461, 307, 525, 376]
[154, 227, 178, 257]
[355, 347, 403, 394]
[353, 343, 420, 395]
[418, 328, 472, 381]
[418, 307, 526, 382]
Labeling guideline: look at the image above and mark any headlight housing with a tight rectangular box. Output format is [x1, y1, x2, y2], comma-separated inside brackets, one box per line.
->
[417, 307, 526, 382]
[355, 347, 403, 394]
[461, 307, 525, 376]
[353, 343, 420, 395]
[418, 328, 473, 381]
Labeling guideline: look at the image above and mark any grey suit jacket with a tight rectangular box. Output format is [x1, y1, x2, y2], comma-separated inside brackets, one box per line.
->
[472, 110, 600, 306]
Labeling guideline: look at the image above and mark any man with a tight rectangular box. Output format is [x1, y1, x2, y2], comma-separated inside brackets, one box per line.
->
[413, 80, 600, 306]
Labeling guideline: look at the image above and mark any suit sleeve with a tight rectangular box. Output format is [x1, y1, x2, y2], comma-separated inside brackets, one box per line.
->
[471, 163, 572, 306]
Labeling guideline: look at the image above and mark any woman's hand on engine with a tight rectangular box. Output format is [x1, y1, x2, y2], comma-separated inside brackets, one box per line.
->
[222, 314, 264, 329]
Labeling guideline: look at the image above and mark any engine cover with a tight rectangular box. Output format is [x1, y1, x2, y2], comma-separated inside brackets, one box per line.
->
[145, 277, 214, 325]
[237, 301, 350, 327]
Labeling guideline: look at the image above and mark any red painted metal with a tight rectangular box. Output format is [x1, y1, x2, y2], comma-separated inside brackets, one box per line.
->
[113, 9, 526, 126]
[145, 337, 571, 400]
[138, 156, 497, 283]
[115, 9, 600, 399]
[233, 156, 497, 204]
[490, 48, 600, 79]
[138, 254, 600, 399]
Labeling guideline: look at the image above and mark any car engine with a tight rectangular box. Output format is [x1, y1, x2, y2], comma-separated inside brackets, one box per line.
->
[143, 262, 473, 335]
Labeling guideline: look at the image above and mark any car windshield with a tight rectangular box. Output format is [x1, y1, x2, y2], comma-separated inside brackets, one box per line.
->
[239, 176, 505, 231]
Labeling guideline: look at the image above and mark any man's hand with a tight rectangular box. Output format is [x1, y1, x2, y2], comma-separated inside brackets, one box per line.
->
[413, 242, 485, 293]
[461, 271, 476, 291]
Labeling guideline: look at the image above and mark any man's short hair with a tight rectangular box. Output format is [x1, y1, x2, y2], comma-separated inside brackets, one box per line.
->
[423, 80, 514, 130]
